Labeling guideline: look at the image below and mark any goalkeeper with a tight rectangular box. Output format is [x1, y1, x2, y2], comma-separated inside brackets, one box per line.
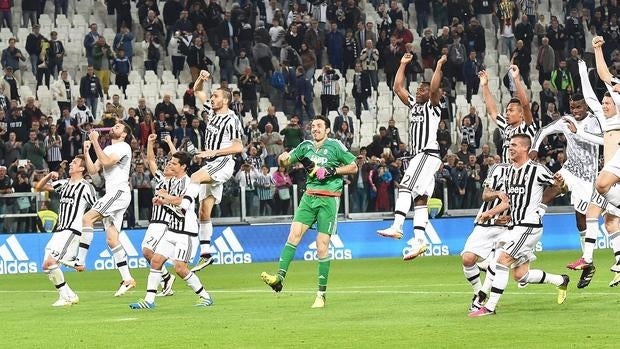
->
[261, 115, 358, 308]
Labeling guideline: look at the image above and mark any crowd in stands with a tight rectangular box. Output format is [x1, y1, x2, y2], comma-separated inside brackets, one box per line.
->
[0, 0, 618, 232]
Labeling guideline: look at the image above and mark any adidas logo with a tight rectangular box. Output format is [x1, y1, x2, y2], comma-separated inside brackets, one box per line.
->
[403, 223, 449, 257]
[304, 235, 352, 261]
[94, 231, 148, 270]
[0, 235, 37, 274]
[207, 227, 252, 264]
[596, 222, 613, 250]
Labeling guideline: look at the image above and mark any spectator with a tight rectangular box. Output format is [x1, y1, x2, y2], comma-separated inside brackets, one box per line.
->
[383, 35, 402, 89]
[536, 36, 556, 86]
[169, 30, 189, 79]
[326, 21, 345, 71]
[142, 31, 161, 73]
[44, 123, 62, 170]
[514, 15, 534, 50]
[260, 123, 283, 167]
[70, 97, 94, 134]
[154, 94, 179, 121]
[113, 25, 134, 63]
[534, 14, 547, 45]
[447, 35, 466, 84]
[547, 16, 566, 64]
[112, 48, 131, 95]
[217, 39, 235, 84]
[239, 67, 259, 120]
[1, 67, 19, 102]
[4, 132, 22, 165]
[257, 165, 274, 216]
[539, 80, 556, 117]
[172, 116, 191, 148]
[79, 66, 104, 115]
[56, 108, 75, 136]
[92, 37, 114, 95]
[437, 120, 452, 159]
[83, 23, 100, 65]
[26, 24, 43, 74]
[343, 29, 358, 70]
[51, 70, 73, 112]
[359, 39, 379, 91]
[188, 117, 204, 151]
[352, 62, 371, 118]
[13, 171, 33, 233]
[334, 121, 354, 149]
[334, 106, 355, 136]
[1, 38, 25, 82]
[450, 160, 468, 209]
[21, 129, 45, 170]
[186, 37, 210, 82]
[462, 51, 482, 104]
[551, 60, 574, 114]
[22, 96, 45, 124]
[236, 162, 259, 216]
[244, 119, 261, 146]
[272, 165, 292, 215]
[130, 163, 153, 219]
[295, 67, 314, 122]
[318, 65, 341, 116]
[280, 115, 303, 150]
[349, 155, 368, 213]
[135, 98, 153, 121]
[47, 31, 65, 80]
[304, 19, 325, 67]
[0, 0, 12, 30]
[269, 18, 286, 57]
[233, 49, 251, 80]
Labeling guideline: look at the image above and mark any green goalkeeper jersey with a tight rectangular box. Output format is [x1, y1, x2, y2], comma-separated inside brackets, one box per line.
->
[289, 138, 357, 196]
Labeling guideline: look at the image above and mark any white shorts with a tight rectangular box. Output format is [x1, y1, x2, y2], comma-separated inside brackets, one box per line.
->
[558, 168, 593, 214]
[501, 226, 541, 267]
[399, 152, 442, 197]
[44, 230, 78, 262]
[92, 190, 131, 230]
[155, 231, 198, 263]
[141, 223, 168, 251]
[462, 225, 509, 260]
[198, 157, 235, 205]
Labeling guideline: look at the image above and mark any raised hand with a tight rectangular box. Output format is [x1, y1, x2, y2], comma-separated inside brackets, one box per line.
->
[400, 53, 413, 65]
[592, 36, 605, 48]
[83, 140, 92, 152]
[88, 130, 99, 142]
[437, 54, 448, 66]
[509, 65, 520, 80]
[148, 133, 157, 142]
[478, 70, 488, 86]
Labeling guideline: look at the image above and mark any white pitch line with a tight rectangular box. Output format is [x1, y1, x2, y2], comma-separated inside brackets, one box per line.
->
[0, 289, 619, 296]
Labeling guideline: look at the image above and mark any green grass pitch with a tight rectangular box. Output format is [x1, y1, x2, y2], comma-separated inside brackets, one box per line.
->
[1, 250, 619, 349]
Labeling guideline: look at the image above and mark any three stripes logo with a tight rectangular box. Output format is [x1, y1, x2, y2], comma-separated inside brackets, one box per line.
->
[403, 223, 449, 257]
[304, 235, 352, 260]
[0, 235, 37, 274]
[207, 227, 252, 264]
[94, 231, 148, 270]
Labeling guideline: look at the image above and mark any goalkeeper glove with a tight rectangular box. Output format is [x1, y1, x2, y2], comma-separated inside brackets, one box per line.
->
[316, 167, 336, 180]
[299, 157, 316, 173]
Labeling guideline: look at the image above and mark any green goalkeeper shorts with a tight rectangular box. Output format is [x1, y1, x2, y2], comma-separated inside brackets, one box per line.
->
[293, 194, 340, 235]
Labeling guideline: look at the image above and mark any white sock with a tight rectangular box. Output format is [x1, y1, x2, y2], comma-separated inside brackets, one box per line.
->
[111, 244, 132, 281]
[609, 231, 620, 265]
[76, 227, 94, 265]
[480, 251, 497, 294]
[519, 269, 564, 286]
[181, 182, 201, 211]
[582, 218, 598, 263]
[463, 264, 482, 293]
[485, 264, 509, 312]
[145, 268, 162, 303]
[413, 205, 428, 241]
[199, 220, 213, 256]
[48, 265, 71, 299]
[184, 272, 210, 299]
[392, 190, 412, 230]
[160, 265, 171, 284]
[579, 230, 586, 253]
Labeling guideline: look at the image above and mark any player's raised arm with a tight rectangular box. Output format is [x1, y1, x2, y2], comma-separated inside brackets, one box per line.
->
[88, 131, 119, 169]
[479, 70, 499, 121]
[529, 119, 566, 158]
[194, 70, 210, 105]
[164, 135, 177, 154]
[34, 171, 59, 192]
[429, 54, 447, 107]
[593, 36, 613, 84]
[145, 134, 158, 174]
[511, 65, 533, 125]
[578, 59, 603, 116]
[393, 53, 414, 106]
[83, 141, 101, 175]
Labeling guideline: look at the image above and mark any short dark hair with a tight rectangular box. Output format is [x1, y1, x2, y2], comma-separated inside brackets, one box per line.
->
[511, 133, 532, 149]
[507, 98, 523, 109]
[172, 151, 192, 170]
[313, 115, 331, 129]
[570, 93, 585, 102]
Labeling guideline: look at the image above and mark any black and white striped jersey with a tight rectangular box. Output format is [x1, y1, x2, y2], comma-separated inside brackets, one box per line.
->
[475, 163, 511, 227]
[150, 170, 171, 224]
[406, 93, 441, 155]
[504, 160, 555, 227]
[52, 179, 97, 233]
[496, 114, 538, 164]
[167, 175, 197, 235]
[203, 102, 243, 160]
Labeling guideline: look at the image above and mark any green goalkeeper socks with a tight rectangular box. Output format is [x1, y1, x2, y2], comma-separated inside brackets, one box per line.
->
[277, 242, 297, 280]
[318, 257, 331, 293]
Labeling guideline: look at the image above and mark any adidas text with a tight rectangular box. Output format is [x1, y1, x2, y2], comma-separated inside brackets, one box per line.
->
[304, 235, 352, 261]
[0, 260, 37, 274]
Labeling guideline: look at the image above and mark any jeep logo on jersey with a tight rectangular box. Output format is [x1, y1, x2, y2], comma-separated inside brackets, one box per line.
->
[402, 223, 449, 257]
[95, 231, 148, 270]
[507, 186, 526, 194]
[0, 235, 37, 274]
[207, 227, 252, 264]
[304, 235, 352, 260]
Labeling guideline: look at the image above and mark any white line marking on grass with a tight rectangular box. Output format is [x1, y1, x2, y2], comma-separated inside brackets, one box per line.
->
[1, 289, 619, 296]
[107, 318, 137, 322]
